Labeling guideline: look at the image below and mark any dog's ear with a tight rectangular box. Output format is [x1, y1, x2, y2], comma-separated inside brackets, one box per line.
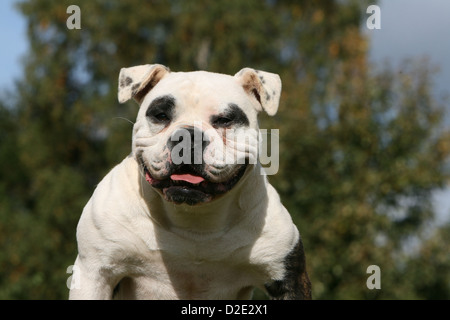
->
[118, 64, 170, 104]
[234, 68, 282, 116]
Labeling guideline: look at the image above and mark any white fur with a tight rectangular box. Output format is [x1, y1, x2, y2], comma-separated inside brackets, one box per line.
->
[69, 66, 299, 300]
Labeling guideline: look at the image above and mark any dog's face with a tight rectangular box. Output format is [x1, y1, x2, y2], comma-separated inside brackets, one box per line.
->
[118, 64, 281, 205]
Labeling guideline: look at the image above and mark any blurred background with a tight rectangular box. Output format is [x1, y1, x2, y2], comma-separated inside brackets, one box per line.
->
[0, 0, 449, 299]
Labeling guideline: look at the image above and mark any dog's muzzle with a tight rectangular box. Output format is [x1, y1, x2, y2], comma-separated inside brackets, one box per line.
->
[139, 126, 248, 205]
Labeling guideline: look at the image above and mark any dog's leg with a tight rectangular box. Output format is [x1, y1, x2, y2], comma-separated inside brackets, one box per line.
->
[68, 256, 115, 300]
[265, 238, 312, 300]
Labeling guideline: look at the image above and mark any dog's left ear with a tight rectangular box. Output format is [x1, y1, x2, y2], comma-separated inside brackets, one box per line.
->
[234, 68, 282, 116]
[118, 64, 170, 104]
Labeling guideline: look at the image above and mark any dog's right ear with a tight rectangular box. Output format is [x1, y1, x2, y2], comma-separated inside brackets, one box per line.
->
[118, 64, 170, 104]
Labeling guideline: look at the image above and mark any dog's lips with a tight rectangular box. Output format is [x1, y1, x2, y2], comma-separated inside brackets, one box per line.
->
[145, 170, 161, 185]
[142, 164, 247, 205]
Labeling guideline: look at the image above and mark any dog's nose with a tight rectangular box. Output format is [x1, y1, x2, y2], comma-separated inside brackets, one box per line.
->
[167, 127, 210, 165]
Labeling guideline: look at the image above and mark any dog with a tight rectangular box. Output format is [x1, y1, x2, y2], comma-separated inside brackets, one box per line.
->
[68, 64, 311, 300]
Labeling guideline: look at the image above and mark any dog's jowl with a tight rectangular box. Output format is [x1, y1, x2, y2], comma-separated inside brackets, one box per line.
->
[69, 64, 311, 300]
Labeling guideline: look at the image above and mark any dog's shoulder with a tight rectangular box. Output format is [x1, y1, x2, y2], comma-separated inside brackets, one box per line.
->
[76, 156, 157, 260]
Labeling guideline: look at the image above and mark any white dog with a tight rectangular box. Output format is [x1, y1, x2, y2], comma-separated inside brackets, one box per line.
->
[69, 64, 311, 300]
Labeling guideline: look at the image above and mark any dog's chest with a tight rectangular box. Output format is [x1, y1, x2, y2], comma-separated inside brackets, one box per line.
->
[114, 256, 258, 299]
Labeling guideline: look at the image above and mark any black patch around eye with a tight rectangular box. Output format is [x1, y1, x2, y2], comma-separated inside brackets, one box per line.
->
[210, 103, 249, 128]
[146, 95, 175, 124]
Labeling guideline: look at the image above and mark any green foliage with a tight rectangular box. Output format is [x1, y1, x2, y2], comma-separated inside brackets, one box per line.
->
[0, 0, 448, 299]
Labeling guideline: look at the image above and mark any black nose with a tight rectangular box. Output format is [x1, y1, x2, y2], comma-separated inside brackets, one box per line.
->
[167, 127, 210, 165]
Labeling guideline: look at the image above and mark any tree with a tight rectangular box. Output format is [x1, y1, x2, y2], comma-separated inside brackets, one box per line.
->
[0, 0, 448, 299]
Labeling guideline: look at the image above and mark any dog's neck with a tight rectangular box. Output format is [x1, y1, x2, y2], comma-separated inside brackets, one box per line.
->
[139, 163, 268, 238]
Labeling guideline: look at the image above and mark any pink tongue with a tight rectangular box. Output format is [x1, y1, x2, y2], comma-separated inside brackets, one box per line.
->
[170, 174, 205, 184]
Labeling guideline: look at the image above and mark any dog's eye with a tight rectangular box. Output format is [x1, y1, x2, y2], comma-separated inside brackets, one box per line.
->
[153, 112, 170, 122]
[146, 95, 175, 125]
[213, 116, 233, 128]
[211, 104, 249, 128]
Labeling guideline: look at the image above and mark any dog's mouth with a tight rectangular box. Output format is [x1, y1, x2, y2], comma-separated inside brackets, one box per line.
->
[141, 162, 248, 206]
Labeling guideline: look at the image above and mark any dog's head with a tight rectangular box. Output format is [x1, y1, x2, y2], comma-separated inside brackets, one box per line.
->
[118, 64, 281, 205]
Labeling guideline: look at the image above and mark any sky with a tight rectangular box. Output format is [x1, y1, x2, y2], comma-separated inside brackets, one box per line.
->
[0, 1, 27, 91]
[368, 0, 450, 107]
[366, 0, 450, 224]
[0, 0, 449, 223]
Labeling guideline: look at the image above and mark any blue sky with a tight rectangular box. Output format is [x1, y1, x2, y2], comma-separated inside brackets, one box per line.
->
[369, 0, 450, 106]
[0, 0, 449, 222]
[0, 0, 27, 91]
[367, 0, 450, 224]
